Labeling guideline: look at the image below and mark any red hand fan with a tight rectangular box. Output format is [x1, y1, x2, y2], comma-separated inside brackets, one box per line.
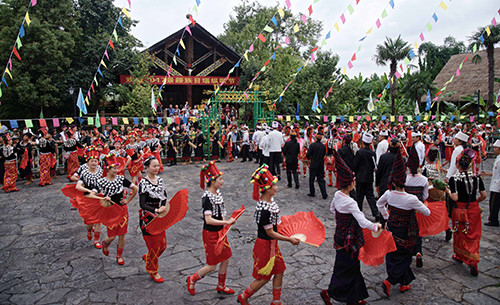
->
[215, 205, 246, 256]
[125, 149, 135, 157]
[19, 148, 28, 169]
[277, 211, 325, 247]
[61, 184, 79, 209]
[145, 189, 189, 235]
[416, 201, 449, 236]
[115, 156, 127, 175]
[77, 147, 86, 158]
[76, 195, 127, 227]
[101, 147, 110, 155]
[358, 228, 397, 266]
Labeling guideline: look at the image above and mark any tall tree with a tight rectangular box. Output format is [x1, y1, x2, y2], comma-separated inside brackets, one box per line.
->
[469, 25, 500, 111]
[418, 36, 466, 79]
[373, 35, 411, 114]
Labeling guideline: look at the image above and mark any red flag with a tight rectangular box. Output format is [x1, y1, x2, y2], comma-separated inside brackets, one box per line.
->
[39, 119, 47, 127]
[91, 84, 95, 93]
[377, 93, 382, 98]
[258, 33, 266, 43]
[264, 59, 270, 66]
[328, 87, 333, 93]
[400, 64, 403, 71]
[311, 46, 318, 52]
[13, 47, 21, 60]
[464, 54, 469, 63]
[189, 15, 195, 27]
[351, 53, 357, 61]
[109, 39, 115, 51]
[308, 5, 313, 15]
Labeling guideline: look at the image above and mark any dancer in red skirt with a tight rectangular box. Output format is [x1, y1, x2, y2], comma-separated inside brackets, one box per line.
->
[71, 146, 104, 248]
[38, 128, 56, 186]
[237, 164, 300, 305]
[90, 154, 138, 265]
[63, 129, 84, 180]
[124, 132, 144, 185]
[139, 155, 168, 283]
[110, 136, 131, 176]
[186, 161, 237, 295]
[2, 134, 19, 193]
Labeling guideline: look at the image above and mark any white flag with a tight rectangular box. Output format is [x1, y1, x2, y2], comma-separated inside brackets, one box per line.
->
[367, 90, 374, 112]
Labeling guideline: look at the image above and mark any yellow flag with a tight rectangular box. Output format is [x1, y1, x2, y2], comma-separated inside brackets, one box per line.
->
[180, 39, 185, 49]
[334, 23, 339, 32]
[424, 115, 429, 121]
[293, 24, 299, 33]
[249, 82, 253, 89]
[343, 68, 346, 74]
[25, 12, 31, 26]
[286, 116, 291, 121]
[162, 78, 167, 85]
[66, 117, 74, 124]
[244, 52, 249, 61]
[414, 42, 418, 49]
[460, 115, 465, 120]
[122, 7, 130, 18]
[349, 116, 354, 122]
[322, 98, 327, 105]
[123, 118, 129, 124]
[304, 59, 310, 67]
[366, 27, 373, 34]
[100, 59, 107, 69]
[278, 8, 285, 17]
[85, 96, 89, 105]
[439, 1, 447, 10]
[316, 115, 321, 120]
[390, 116, 395, 122]
[486, 26, 491, 36]
[5, 68, 12, 79]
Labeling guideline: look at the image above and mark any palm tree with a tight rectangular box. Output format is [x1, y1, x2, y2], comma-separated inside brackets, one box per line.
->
[373, 36, 411, 114]
[469, 25, 500, 110]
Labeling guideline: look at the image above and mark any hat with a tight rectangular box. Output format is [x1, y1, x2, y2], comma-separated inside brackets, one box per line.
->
[390, 137, 400, 145]
[93, 139, 104, 147]
[486, 124, 492, 128]
[103, 153, 120, 170]
[457, 148, 476, 167]
[250, 164, 278, 201]
[494, 140, 500, 148]
[39, 128, 48, 136]
[379, 130, 389, 137]
[406, 145, 420, 171]
[455, 131, 469, 142]
[362, 133, 373, 144]
[343, 134, 352, 143]
[411, 131, 421, 137]
[389, 150, 406, 188]
[200, 161, 223, 189]
[113, 136, 123, 144]
[333, 150, 354, 188]
[272, 121, 279, 129]
[85, 146, 100, 161]
[256, 124, 262, 130]
[317, 126, 324, 136]
[262, 123, 268, 128]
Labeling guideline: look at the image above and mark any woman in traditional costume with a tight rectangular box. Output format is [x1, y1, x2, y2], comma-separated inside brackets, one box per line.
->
[38, 128, 56, 186]
[139, 155, 168, 283]
[186, 161, 236, 295]
[445, 148, 486, 276]
[2, 134, 19, 192]
[63, 129, 83, 180]
[16, 132, 34, 185]
[320, 151, 381, 305]
[124, 132, 144, 185]
[237, 164, 300, 305]
[93, 154, 138, 265]
[110, 136, 131, 176]
[299, 126, 313, 178]
[377, 151, 430, 296]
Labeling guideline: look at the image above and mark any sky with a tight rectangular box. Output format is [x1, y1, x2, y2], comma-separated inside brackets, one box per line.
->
[113, 0, 497, 78]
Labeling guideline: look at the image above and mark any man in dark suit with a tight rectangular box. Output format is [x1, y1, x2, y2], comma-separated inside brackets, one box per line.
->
[376, 138, 401, 198]
[338, 134, 356, 198]
[283, 131, 300, 189]
[306, 129, 328, 199]
[353, 132, 380, 220]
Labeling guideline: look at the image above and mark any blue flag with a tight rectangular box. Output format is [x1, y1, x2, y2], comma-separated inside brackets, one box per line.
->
[76, 88, 87, 115]
[19, 25, 25, 38]
[296, 102, 300, 116]
[311, 92, 319, 111]
[425, 89, 431, 111]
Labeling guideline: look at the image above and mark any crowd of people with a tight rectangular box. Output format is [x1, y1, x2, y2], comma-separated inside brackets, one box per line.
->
[1, 117, 499, 305]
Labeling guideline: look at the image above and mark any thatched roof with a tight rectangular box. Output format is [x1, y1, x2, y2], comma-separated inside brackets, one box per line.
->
[432, 47, 500, 102]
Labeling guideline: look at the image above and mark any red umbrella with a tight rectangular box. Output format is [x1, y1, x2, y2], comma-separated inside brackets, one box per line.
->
[278, 211, 325, 247]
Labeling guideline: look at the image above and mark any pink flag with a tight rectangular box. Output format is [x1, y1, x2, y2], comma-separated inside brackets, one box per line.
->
[326, 92, 329, 98]
[112, 117, 118, 125]
[357, 116, 362, 121]
[31, 0, 36, 6]
[249, 44, 254, 52]
[376, 19, 381, 28]
[432, 97, 439, 102]
[470, 116, 474, 123]
[285, 36, 290, 44]
[420, 33, 424, 41]
[104, 49, 109, 60]
[8, 58, 12, 70]
[341, 14, 346, 24]
[311, 53, 315, 62]
[456, 69, 460, 76]
[398, 116, 403, 122]
[285, 0, 291, 9]
[395, 71, 401, 78]
[492, 18, 497, 27]
[185, 25, 192, 36]
[128, 0, 131, 8]
[301, 14, 307, 24]
[323, 116, 328, 122]
[348, 61, 353, 69]
[53, 118, 60, 127]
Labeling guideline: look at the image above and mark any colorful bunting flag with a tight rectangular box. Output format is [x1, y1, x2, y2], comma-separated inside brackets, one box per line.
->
[293, 24, 299, 33]
[19, 25, 25, 38]
[122, 7, 130, 18]
[376, 19, 381, 28]
[341, 14, 346, 24]
[439, 1, 447, 10]
[109, 39, 115, 51]
[25, 12, 31, 26]
[432, 13, 438, 22]
[308, 5, 313, 15]
[426, 23, 432, 31]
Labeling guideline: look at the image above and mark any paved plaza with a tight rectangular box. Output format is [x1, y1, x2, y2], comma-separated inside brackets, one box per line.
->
[0, 159, 499, 305]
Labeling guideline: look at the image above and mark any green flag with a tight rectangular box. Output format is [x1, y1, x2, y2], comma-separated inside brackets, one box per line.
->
[96, 111, 101, 128]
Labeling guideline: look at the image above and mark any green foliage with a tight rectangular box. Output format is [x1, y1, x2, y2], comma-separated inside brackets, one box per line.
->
[418, 36, 466, 80]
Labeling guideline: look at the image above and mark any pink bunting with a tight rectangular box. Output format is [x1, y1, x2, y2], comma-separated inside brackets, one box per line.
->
[431, 115, 436, 120]
[493, 18, 497, 27]
[420, 33, 424, 41]
[470, 116, 474, 123]
[326, 92, 329, 98]
[301, 14, 307, 24]
[104, 49, 109, 60]
[348, 61, 353, 69]
[285, 0, 291, 9]
[31, 0, 36, 6]
[311, 53, 315, 62]
[308, 5, 313, 15]
[456, 69, 460, 76]
[324, 116, 328, 122]
[376, 19, 381, 28]
[395, 71, 401, 78]
[357, 116, 362, 121]
[285, 36, 290, 44]
[258, 33, 266, 43]
[8, 58, 12, 70]
[398, 116, 403, 122]
[112, 117, 118, 125]
[244, 92, 248, 99]
[185, 25, 192, 36]
[128, 0, 131, 8]
[433, 97, 439, 102]
[87, 90, 91, 99]
[341, 14, 346, 24]
[53, 118, 60, 127]
[249, 44, 254, 52]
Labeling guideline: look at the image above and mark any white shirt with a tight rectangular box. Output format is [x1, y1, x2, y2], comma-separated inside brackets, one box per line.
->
[260, 134, 271, 157]
[446, 145, 464, 179]
[406, 174, 429, 201]
[376, 139, 389, 164]
[377, 190, 430, 220]
[242, 131, 250, 146]
[330, 191, 378, 231]
[268, 130, 284, 152]
[490, 155, 500, 193]
[414, 140, 426, 166]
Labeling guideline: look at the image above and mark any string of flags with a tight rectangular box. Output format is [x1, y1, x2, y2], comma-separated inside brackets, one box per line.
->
[273, 0, 364, 106]
[432, 9, 500, 105]
[0, 0, 37, 102]
[155, 0, 201, 111]
[78, 5, 132, 116]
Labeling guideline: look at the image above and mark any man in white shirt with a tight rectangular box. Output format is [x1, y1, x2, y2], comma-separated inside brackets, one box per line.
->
[252, 124, 263, 164]
[268, 121, 284, 179]
[482, 139, 500, 226]
[445, 131, 469, 182]
[412, 131, 425, 166]
[240, 125, 251, 162]
[259, 127, 271, 166]
[376, 130, 389, 164]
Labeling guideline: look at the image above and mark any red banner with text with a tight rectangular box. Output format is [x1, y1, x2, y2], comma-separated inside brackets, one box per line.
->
[120, 75, 240, 86]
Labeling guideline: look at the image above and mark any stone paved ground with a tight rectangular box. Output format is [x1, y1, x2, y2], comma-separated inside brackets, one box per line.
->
[0, 159, 499, 305]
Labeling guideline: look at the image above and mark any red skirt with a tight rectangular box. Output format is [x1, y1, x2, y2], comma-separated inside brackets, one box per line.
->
[299, 148, 308, 161]
[252, 238, 286, 280]
[61, 184, 79, 209]
[452, 201, 481, 266]
[203, 229, 232, 265]
[128, 159, 143, 178]
[445, 146, 454, 162]
[143, 232, 167, 274]
[67, 151, 79, 179]
[325, 155, 335, 171]
[2, 161, 19, 192]
[39, 153, 52, 185]
[106, 205, 129, 237]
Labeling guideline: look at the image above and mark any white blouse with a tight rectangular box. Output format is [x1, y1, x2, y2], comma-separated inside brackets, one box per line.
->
[330, 191, 378, 231]
[376, 190, 430, 220]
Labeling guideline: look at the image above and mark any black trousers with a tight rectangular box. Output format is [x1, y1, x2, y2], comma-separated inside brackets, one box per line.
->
[286, 161, 299, 187]
[241, 145, 250, 161]
[256, 149, 262, 163]
[309, 168, 327, 197]
[355, 182, 379, 218]
[327, 249, 368, 303]
[269, 152, 281, 176]
[488, 191, 500, 225]
[262, 156, 270, 166]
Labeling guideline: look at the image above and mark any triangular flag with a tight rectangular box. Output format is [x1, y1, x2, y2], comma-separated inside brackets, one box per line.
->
[285, 0, 291, 9]
[271, 16, 277, 26]
[351, 53, 356, 61]
[94, 76, 98, 86]
[249, 44, 254, 52]
[278, 8, 285, 18]
[420, 33, 424, 41]
[308, 5, 313, 15]
[8, 58, 12, 70]
[5, 68, 12, 80]
[340, 14, 346, 24]
[389, 0, 395, 9]
[151, 88, 157, 113]
[19, 25, 25, 38]
[376, 19, 381, 28]
[104, 49, 109, 60]
[109, 39, 115, 51]
[91, 84, 95, 93]
[100, 59, 107, 69]
[97, 67, 103, 77]
[185, 25, 192, 36]
[113, 29, 118, 41]
[122, 7, 130, 18]
[180, 39, 186, 49]
[366, 27, 373, 34]
[426, 23, 432, 31]
[25, 12, 31, 26]
[76, 88, 87, 115]
[2, 77, 8, 87]
[95, 111, 101, 128]
[382, 9, 388, 18]
[439, 1, 447, 10]
[348, 4, 354, 14]
[31, 0, 36, 6]
[258, 33, 266, 42]
[486, 26, 491, 36]
[16, 37, 22, 49]
[432, 13, 438, 22]
[263, 25, 273, 33]
[334, 23, 339, 32]
[118, 16, 123, 28]
[293, 24, 299, 33]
